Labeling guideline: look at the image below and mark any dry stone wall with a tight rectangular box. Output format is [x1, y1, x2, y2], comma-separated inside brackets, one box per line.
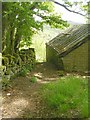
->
[1, 48, 36, 80]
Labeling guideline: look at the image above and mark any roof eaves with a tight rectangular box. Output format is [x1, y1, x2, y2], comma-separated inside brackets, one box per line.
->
[58, 37, 88, 57]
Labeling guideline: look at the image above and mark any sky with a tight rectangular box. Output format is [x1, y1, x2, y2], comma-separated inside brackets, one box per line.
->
[53, 0, 88, 24]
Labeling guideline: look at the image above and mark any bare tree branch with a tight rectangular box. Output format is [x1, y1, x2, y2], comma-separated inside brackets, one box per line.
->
[50, 0, 89, 19]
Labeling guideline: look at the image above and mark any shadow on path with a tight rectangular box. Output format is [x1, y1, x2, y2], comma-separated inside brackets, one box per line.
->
[2, 62, 60, 118]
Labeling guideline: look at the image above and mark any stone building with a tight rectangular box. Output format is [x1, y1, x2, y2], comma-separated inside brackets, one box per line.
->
[46, 24, 89, 73]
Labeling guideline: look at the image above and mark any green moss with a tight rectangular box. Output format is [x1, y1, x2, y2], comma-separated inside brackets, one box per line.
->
[2, 48, 36, 78]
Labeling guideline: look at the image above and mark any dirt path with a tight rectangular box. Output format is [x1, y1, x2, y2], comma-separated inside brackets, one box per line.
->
[2, 62, 60, 118]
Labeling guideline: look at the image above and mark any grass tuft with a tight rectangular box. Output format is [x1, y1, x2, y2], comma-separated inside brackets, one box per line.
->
[30, 76, 37, 83]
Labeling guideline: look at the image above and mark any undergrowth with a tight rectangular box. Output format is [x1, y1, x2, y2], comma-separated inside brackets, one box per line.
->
[30, 76, 37, 83]
[2, 76, 12, 90]
[41, 75, 88, 118]
[18, 66, 29, 77]
[18, 64, 33, 77]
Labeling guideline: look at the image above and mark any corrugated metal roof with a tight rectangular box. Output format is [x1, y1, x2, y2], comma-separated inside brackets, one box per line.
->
[47, 24, 89, 55]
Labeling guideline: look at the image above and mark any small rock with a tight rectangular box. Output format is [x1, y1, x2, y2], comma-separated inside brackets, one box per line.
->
[7, 93, 11, 96]
[83, 76, 86, 78]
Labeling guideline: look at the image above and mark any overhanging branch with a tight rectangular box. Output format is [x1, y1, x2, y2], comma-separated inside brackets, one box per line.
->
[50, 0, 89, 19]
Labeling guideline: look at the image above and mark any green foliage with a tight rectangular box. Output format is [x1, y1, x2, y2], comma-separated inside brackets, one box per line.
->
[31, 24, 62, 62]
[5, 68, 11, 75]
[25, 64, 33, 71]
[65, 1, 73, 7]
[18, 62, 35, 77]
[30, 76, 37, 83]
[2, 2, 69, 54]
[2, 76, 11, 90]
[57, 70, 65, 76]
[42, 76, 88, 117]
[18, 66, 29, 77]
[31, 35, 46, 62]
[0, 65, 6, 76]
[44, 14, 69, 28]
[38, 2, 54, 12]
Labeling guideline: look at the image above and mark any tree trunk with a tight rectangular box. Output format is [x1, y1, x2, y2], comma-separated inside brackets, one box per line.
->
[10, 26, 15, 55]
[14, 28, 22, 53]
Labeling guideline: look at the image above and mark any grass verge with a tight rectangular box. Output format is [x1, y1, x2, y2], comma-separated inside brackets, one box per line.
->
[41, 75, 88, 118]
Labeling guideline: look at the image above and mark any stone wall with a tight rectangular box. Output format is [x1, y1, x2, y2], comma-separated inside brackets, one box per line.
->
[2, 48, 36, 79]
[62, 41, 88, 73]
